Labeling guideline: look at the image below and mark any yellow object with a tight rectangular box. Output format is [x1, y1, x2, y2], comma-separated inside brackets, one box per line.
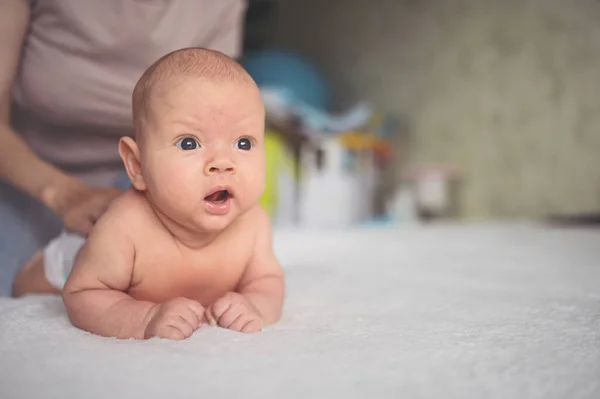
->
[338, 131, 390, 150]
[336, 131, 393, 163]
[260, 129, 295, 218]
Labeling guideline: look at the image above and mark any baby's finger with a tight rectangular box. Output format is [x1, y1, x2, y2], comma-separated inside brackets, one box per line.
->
[167, 316, 194, 338]
[204, 307, 217, 326]
[211, 296, 233, 321]
[241, 318, 263, 333]
[185, 301, 205, 325]
[228, 312, 252, 332]
[157, 325, 186, 340]
[217, 305, 242, 328]
[179, 305, 202, 329]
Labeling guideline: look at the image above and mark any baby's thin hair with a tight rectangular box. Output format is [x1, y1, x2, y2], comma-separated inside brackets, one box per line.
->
[132, 47, 254, 138]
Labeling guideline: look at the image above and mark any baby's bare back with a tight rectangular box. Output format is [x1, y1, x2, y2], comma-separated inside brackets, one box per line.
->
[118, 191, 259, 307]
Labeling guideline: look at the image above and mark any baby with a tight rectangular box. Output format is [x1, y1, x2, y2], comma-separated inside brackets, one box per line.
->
[12, 48, 285, 340]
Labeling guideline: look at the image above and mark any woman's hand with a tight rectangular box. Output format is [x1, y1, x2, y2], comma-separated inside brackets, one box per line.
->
[43, 179, 123, 236]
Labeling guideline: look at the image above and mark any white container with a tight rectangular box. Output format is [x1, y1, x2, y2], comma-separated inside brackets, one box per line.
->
[298, 137, 373, 228]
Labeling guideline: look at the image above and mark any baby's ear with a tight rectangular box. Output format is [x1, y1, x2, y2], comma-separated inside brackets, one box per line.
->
[118, 136, 147, 191]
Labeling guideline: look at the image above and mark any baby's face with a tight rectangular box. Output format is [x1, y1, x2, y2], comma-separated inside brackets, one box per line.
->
[139, 77, 266, 233]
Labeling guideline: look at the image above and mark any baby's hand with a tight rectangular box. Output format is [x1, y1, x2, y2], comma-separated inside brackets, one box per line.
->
[144, 297, 205, 340]
[205, 292, 263, 333]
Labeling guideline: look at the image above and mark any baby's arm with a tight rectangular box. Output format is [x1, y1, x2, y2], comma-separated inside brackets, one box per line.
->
[236, 209, 285, 325]
[205, 209, 284, 332]
[61, 212, 155, 339]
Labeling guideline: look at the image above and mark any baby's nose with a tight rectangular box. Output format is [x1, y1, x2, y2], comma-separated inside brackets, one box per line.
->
[204, 159, 236, 175]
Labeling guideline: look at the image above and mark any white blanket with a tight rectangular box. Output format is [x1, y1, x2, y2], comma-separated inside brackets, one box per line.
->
[1, 223, 599, 399]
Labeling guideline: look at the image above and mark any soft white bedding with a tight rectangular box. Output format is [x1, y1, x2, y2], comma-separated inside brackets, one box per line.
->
[1, 223, 599, 399]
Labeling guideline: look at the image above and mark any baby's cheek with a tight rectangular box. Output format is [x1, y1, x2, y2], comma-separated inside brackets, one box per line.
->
[245, 156, 266, 191]
[164, 170, 200, 199]
[253, 165, 267, 196]
[148, 164, 191, 200]
[239, 176, 265, 210]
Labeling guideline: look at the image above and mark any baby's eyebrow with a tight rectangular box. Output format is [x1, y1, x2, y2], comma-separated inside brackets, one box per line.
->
[168, 117, 205, 132]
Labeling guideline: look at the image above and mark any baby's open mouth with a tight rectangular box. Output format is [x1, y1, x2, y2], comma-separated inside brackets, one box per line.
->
[204, 189, 231, 204]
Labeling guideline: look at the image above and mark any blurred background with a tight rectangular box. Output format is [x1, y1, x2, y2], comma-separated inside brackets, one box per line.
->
[241, 0, 600, 229]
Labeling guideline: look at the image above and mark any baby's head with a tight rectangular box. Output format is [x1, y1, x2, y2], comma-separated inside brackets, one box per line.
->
[119, 48, 266, 235]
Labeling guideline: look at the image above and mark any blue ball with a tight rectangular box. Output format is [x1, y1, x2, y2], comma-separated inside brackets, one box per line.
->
[241, 50, 332, 111]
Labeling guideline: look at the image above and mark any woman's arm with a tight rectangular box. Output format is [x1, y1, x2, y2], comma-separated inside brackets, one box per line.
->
[0, 0, 72, 204]
[0, 0, 121, 235]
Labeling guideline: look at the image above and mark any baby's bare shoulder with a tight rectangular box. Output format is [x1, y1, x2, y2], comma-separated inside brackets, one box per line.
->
[237, 204, 269, 228]
[98, 189, 158, 236]
[239, 205, 271, 240]
[214, 205, 269, 250]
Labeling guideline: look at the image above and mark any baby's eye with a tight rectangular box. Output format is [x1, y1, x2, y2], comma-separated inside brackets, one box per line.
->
[234, 137, 252, 151]
[176, 137, 200, 150]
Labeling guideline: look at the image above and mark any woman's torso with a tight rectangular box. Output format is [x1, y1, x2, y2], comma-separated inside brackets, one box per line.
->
[11, 0, 245, 186]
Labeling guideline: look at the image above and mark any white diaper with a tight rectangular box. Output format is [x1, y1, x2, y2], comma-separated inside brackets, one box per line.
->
[43, 231, 86, 289]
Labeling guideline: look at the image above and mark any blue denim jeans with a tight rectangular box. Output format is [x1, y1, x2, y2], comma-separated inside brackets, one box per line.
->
[0, 173, 131, 296]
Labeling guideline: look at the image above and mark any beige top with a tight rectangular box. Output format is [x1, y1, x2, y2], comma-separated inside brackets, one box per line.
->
[11, 0, 247, 186]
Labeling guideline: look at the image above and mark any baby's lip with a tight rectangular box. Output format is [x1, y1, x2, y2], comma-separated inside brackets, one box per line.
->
[204, 185, 234, 199]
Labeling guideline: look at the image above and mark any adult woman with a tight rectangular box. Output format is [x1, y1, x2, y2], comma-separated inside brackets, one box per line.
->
[0, 0, 248, 296]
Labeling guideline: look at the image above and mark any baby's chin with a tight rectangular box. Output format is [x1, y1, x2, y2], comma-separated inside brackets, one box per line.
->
[193, 216, 235, 234]
[190, 210, 242, 234]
